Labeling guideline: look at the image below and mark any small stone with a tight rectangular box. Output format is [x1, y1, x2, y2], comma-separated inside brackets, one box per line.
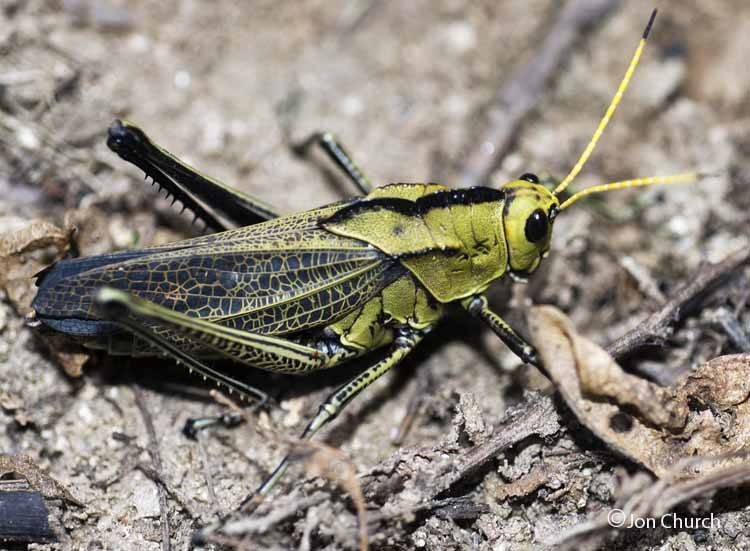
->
[341, 95, 363, 117]
[280, 397, 305, 428]
[444, 94, 469, 118]
[128, 34, 150, 53]
[174, 70, 191, 89]
[130, 471, 160, 518]
[78, 403, 95, 424]
[667, 215, 690, 236]
[17, 126, 40, 149]
[443, 21, 477, 54]
[108, 217, 136, 249]
[633, 58, 686, 108]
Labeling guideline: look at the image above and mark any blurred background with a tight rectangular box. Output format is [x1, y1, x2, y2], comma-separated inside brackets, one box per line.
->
[1, 0, 749, 549]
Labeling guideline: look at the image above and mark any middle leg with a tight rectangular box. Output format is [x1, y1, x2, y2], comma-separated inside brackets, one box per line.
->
[95, 287, 428, 503]
[246, 327, 426, 505]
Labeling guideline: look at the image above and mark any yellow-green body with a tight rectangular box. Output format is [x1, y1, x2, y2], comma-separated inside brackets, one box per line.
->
[324, 179, 559, 349]
[33, 177, 558, 374]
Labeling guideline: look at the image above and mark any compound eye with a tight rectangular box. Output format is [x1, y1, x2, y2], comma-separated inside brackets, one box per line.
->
[519, 172, 539, 183]
[524, 209, 548, 243]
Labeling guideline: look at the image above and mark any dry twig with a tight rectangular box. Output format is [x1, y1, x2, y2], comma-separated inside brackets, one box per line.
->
[0, 454, 82, 507]
[553, 451, 750, 549]
[606, 248, 750, 359]
[458, 0, 620, 188]
[132, 386, 171, 551]
[217, 491, 328, 537]
[364, 393, 559, 523]
[391, 362, 435, 445]
[704, 306, 750, 352]
[423, 393, 558, 498]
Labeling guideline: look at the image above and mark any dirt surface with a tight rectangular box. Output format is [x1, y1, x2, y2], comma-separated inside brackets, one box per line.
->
[1, 1, 749, 550]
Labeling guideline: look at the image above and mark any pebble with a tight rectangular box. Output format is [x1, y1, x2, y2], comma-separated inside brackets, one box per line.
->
[342, 94, 364, 117]
[108, 217, 136, 249]
[17, 125, 40, 150]
[633, 58, 686, 109]
[444, 94, 469, 118]
[78, 403, 95, 424]
[280, 397, 305, 428]
[667, 215, 690, 236]
[127, 34, 150, 53]
[174, 70, 191, 90]
[443, 21, 477, 54]
[130, 471, 161, 518]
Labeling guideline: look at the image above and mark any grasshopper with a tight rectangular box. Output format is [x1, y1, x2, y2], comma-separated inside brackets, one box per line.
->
[30, 10, 700, 500]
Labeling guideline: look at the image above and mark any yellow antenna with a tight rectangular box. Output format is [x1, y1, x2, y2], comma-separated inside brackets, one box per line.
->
[553, 9, 658, 196]
[558, 172, 700, 210]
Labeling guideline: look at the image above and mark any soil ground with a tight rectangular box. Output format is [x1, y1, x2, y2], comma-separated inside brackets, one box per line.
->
[1, 1, 749, 550]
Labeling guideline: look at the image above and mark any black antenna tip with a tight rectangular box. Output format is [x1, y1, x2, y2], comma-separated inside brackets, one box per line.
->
[643, 8, 658, 40]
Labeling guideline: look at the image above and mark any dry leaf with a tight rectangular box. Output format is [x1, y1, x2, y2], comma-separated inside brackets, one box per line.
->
[0, 219, 72, 314]
[294, 441, 369, 551]
[528, 305, 750, 478]
[213, 395, 368, 551]
[492, 463, 552, 500]
[0, 219, 71, 258]
[0, 219, 90, 375]
[0, 454, 83, 507]
[40, 334, 90, 378]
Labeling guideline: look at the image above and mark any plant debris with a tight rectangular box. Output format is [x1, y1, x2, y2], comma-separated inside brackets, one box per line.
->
[553, 455, 750, 549]
[0, 219, 72, 314]
[0, 454, 82, 507]
[529, 305, 750, 478]
[2, 0, 749, 548]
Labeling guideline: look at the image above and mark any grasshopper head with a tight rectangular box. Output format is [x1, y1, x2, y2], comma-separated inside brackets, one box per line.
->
[495, 10, 702, 280]
[500, 174, 559, 278]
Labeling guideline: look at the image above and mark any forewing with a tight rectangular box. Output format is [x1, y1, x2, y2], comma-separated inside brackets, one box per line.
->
[33, 204, 403, 336]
